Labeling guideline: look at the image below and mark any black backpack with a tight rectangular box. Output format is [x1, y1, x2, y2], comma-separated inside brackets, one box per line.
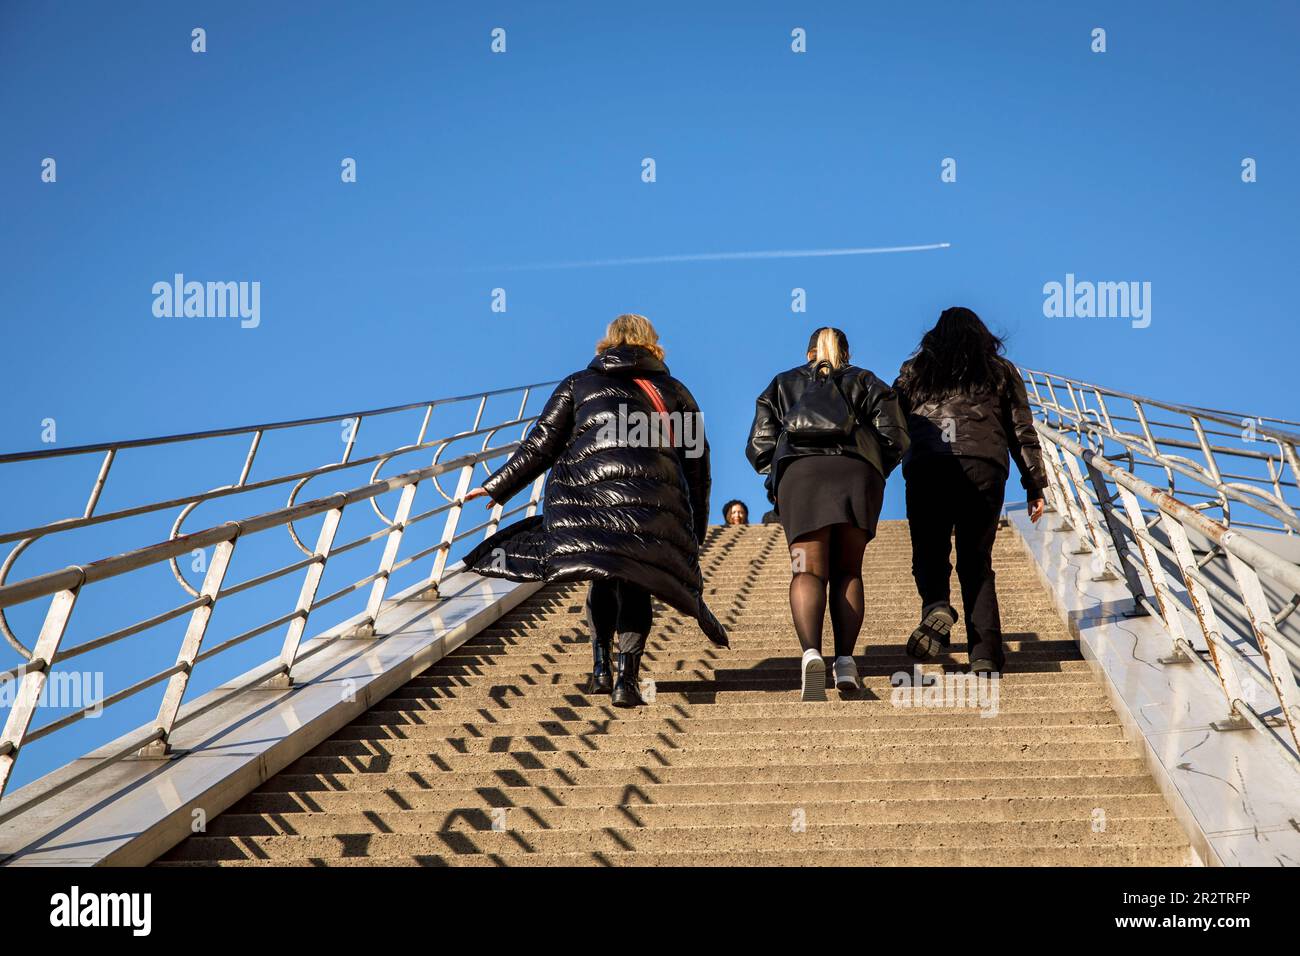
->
[782, 362, 859, 443]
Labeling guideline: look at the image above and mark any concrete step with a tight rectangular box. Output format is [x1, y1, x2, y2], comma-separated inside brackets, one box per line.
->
[478, 601, 1071, 628]
[377, 670, 1099, 702]
[155, 844, 1193, 866]
[412, 655, 1079, 682]
[350, 695, 1117, 723]
[161, 817, 1189, 861]
[232, 775, 1162, 813]
[448, 639, 1076, 658]
[363, 679, 1103, 708]
[251, 757, 1155, 792]
[399, 659, 1096, 684]
[305, 724, 1129, 759]
[419, 642, 1082, 667]
[204, 795, 1175, 837]
[332, 710, 1123, 740]
[405, 663, 1081, 687]
[279, 740, 1144, 775]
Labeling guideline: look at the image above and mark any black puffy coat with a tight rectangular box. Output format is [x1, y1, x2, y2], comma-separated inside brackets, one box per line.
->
[893, 356, 1048, 499]
[463, 345, 727, 646]
[746, 362, 910, 502]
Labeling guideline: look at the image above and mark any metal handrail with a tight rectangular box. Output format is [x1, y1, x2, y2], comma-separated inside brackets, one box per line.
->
[1020, 367, 1300, 536]
[1021, 368, 1300, 446]
[0, 382, 559, 465]
[0, 381, 557, 806]
[1021, 370, 1300, 770]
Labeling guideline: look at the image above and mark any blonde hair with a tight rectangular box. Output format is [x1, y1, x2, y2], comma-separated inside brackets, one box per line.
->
[807, 327, 850, 370]
[595, 313, 665, 361]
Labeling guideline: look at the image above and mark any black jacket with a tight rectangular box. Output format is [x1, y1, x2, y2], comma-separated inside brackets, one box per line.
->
[463, 345, 727, 646]
[746, 362, 910, 502]
[893, 357, 1048, 499]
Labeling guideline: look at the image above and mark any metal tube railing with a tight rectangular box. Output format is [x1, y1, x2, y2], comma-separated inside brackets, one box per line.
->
[1021, 367, 1300, 535]
[0, 380, 557, 806]
[1025, 387, 1300, 771]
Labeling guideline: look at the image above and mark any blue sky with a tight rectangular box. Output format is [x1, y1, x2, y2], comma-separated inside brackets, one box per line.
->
[1, 1, 1297, 786]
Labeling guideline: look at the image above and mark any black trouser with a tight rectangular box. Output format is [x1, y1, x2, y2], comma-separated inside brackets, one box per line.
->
[904, 456, 1007, 668]
[586, 578, 653, 654]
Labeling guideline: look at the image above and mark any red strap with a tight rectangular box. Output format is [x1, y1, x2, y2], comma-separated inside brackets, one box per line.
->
[632, 378, 674, 447]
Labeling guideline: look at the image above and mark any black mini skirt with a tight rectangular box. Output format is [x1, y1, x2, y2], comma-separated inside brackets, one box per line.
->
[775, 453, 885, 544]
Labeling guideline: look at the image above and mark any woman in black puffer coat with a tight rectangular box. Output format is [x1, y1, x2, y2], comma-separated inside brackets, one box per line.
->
[463, 314, 727, 708]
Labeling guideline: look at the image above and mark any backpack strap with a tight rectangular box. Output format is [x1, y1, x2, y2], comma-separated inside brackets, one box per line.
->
[632, 377, 675, 447]
[827, 368, 869, 437]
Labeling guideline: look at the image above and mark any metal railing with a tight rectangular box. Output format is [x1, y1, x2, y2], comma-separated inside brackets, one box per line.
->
[1020, 368, 1300, 769]
[0, 380, 558, 810]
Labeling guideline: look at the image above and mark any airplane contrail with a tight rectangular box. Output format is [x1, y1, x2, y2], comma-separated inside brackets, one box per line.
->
[490, 242, 952, 271]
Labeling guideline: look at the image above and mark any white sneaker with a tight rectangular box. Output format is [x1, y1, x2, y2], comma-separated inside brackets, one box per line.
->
[800, 649, 826, 702]
[833, 656, 859, 694]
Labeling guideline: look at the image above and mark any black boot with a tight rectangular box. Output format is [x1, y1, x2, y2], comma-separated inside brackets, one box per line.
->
[585, 637, 613, 695]
[906, 602, 957, 660]
[611, 651, 645, 708]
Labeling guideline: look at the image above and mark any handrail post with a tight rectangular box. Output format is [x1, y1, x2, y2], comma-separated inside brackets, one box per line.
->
[1059, 448, 1115, 571]
[484, 499, 505, 539]
[144, 537, 237, 756]
[1048, 444, 1098, 556]
[0, 586, 80, 800]
[274, 501, 345, 686]
[1112, 483, 1193, 662]
[1091, 388, 1117, 435]
[236, 430, 263, 487]
[1162, 518, 1248, 721]
[1189, 414, 1230, 524]
[1042, 377, 1067, 430]
[525, 473, 546, 518]
[1036, 427, 1083, 535]
[1280, 439, 1300, 521]
[84, 449, 116, 519]
[1132, 400, 1176, 494]
[428, 463, 475, 596]
[1037, 436, 1069, 523]
[483, 390, 533, 539]
[353, 481, 419, 638]
[1225, 553, 1300, 753]
[1063, 382, 1087, 445]
[1084, 459, 1147, 604]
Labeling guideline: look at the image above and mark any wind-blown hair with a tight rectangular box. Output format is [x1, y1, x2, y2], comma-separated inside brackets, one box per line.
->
[897, 307, 1009, 404]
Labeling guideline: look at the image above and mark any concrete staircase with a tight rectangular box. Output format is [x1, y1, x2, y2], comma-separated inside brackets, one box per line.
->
[157, 521, 1193, 866]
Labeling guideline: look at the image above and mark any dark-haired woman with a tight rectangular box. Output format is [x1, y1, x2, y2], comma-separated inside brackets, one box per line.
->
[463, 313, 728, 708]
[747, 328, 909, 701]
[722, 500, 749, 525]
[894, 307, 1047, 674]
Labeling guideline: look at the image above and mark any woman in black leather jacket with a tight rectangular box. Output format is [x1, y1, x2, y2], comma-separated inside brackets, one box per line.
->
[462, 314, 726, 708]
[893, 307, 1047, 674]
[747, 328, 909, 701]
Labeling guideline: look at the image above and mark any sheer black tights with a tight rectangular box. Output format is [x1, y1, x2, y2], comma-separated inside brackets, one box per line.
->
[788, 524, 869, 657]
